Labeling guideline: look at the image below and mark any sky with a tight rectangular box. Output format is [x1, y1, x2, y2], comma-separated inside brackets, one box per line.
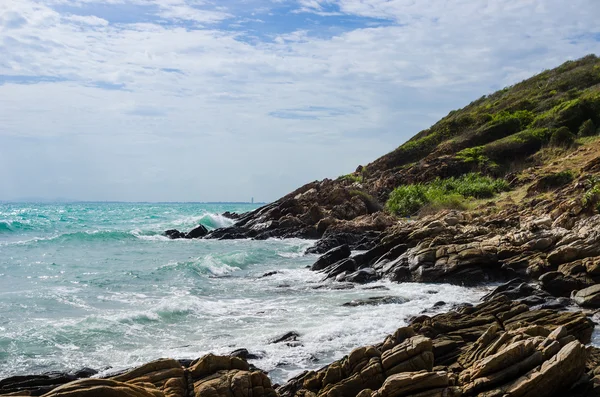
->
[1, 0, 599, 202]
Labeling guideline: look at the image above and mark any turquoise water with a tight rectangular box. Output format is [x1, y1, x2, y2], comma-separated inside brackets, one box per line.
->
[0, 202, 486, 382]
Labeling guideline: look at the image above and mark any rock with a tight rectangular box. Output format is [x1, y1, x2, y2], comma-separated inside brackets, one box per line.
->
[572, 284, 600, 307]
[345, 268, 378, 283]
[164, 229, 185, 239]
[185, 225, 209, 239]
[269, 331, 300, 344]
[221, 211, 241, 220]
[320, 258, 357, 280]
[0, 369, 96, 396]
[37, 378, 165, 397]
[260, 271, 279, 278]
[311, 245, 351, 271]
[372, 370, 451, 397]
[342, 296, 408, 307]
[229, 348, 262, 360]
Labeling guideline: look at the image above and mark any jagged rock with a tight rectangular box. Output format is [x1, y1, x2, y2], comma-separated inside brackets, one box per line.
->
[164, 229, 186, 239]
[371, 370, 452, 397]
[342, 296, 408, 307]
[344, 268, 378, 283]
[0, 368, 97, 396]
[193, 369, 277, 397]
[38, 378, 166, 397]
[320, 258, 357, 280]
[311, 245, 351, 271]
[185, 225, 209, 239]
[221, 211, 241, 220]
[269, 331, 300, 344]
[572, 284, 600, 308]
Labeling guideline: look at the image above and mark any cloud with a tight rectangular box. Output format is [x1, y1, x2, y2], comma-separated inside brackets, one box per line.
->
[0, 0, 599, 201]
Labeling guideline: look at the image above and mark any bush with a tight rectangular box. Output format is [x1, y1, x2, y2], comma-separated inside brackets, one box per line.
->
[578, 119, 597, 137]
[549, 127, 575, 147]
[584, 186, 600, 213]
[339, 173, 363, 183]
[386, 173, 509, 216]
[386, 184, 429, 217]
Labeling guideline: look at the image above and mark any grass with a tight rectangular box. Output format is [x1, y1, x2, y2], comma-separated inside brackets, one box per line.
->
[366, 55, 600, 175]
[386, 173, 509, 217]
[339, 173, 363, 183]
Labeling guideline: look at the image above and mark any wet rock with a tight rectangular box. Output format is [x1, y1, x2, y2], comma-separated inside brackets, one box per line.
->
[342, 296, 408, 307]
[164, 229, 185, 239]
[310, 245, 351, 271]
[260, 271, 279, 278]
[185, 224, 209, 239]
[229, 348, 262, 360]
[269, 331, 300, 344]
[221, 211, 241, 220]
[320, 258, 357, 280]
[344, 268, 378, 283]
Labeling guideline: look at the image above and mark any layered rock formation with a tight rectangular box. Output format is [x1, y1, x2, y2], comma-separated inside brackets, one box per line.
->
[0, 354, 277, 397]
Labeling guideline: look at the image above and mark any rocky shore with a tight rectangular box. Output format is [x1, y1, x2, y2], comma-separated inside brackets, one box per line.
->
[3, 291, 600, 397]
[5, 56, 600, 396]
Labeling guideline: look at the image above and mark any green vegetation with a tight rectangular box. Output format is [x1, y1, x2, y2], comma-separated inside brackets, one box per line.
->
[534, 170, 575, 192]
[367, 55, 600, 174]
[386, 173, 509, 217]
[549, 126, 576, 147]
[579, 119, 597, 137]
[583, 177, 600, 213]
[339, 173, 363, 183]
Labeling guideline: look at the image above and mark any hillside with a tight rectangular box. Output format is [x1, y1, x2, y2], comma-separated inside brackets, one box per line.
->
[203, 54, 600, 247]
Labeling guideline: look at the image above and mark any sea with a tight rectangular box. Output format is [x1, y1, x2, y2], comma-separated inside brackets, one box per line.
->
[0, 202, 488, 383]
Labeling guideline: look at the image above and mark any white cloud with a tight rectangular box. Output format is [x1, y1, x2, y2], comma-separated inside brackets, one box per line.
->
[0, 0, 599, 201]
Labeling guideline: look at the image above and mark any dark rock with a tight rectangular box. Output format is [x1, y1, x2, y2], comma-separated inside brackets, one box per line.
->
[229, 348, 262, 360]
[222, 211, 242, 220]
[572, 284, 600, 308]
[177, 359, 195, 367]
[344, 267, 379, 283]
[320, 258, 357, 280]
[270, 331, 300, 344]
[342, 296, 408, 307]
[164, 229, 186, 239]
[312, 283, 355, 290]
[310, 245, 351, 271]
[540, 271, 591, 297]
[261, 271, 279, 278]
[185, 224, 209, 239]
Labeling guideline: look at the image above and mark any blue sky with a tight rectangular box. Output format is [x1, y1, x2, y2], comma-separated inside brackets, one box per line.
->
[1, 0, 599, 202]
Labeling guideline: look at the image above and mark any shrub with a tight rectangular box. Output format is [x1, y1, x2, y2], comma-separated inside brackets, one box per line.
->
[456, 147, 488, 165]
[386, 184, 429, 217]
[583, 183, 600, 213]
[549, 127, 575, 147]
[386, 173, 509, 216]
[339, 173, 363, 183]
[578, 119, 597, 137]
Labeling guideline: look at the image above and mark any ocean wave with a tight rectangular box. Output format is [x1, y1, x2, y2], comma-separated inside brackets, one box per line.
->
[170, 212, 235, 230]
[0, 220, 34, 233]
[157, 253, 252, 278]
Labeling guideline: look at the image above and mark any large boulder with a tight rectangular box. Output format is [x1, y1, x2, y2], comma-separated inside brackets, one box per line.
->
[185, 225, 209, 239]
[572, 284, 600, 308]
[311, 245, 351, 271]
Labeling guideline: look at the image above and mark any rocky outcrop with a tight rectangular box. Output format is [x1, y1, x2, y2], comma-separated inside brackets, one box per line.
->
[279, 296, 595, 397]
[164, 225, 209, 239]
[2, 354, 278, 397]
[204, 181, 394, 244]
